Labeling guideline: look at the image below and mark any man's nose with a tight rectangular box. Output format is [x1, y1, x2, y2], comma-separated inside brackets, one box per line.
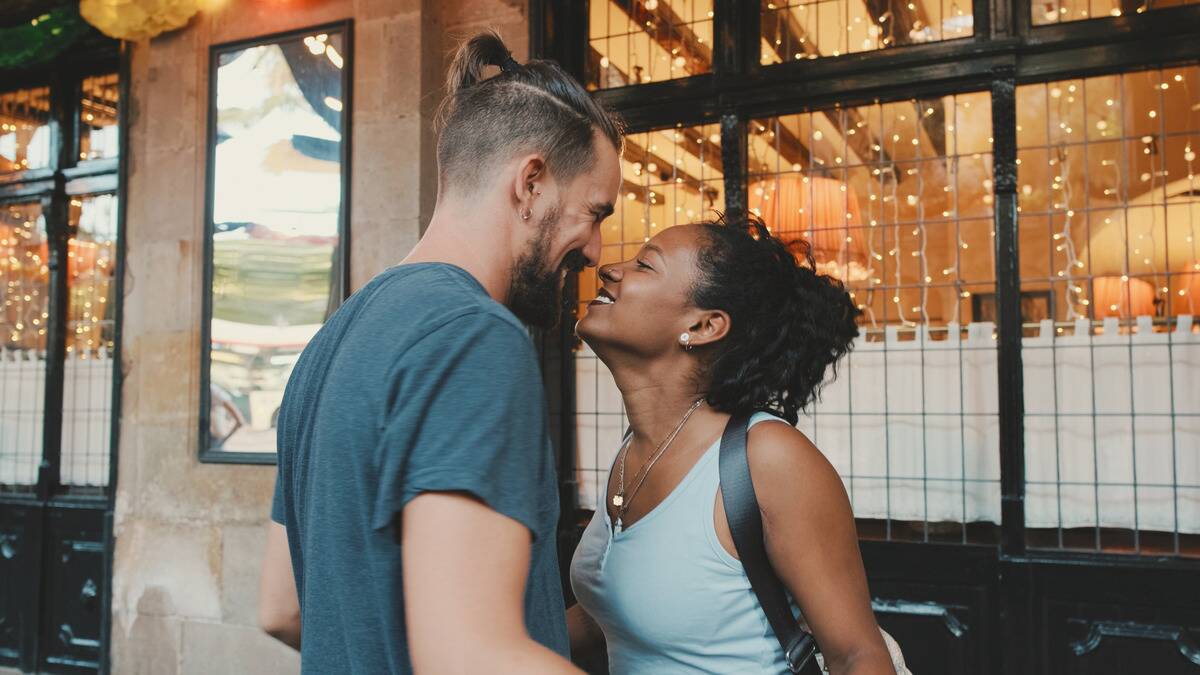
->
[582, 228, 602, 267]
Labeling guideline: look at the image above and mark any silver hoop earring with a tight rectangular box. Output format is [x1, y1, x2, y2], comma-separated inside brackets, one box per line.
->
[521, 208, 532, 220]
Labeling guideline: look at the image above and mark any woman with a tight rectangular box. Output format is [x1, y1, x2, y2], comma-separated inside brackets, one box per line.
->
[568, 215, 895, 674]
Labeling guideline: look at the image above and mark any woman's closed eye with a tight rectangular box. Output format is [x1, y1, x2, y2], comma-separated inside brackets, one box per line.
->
[636, 259, 654, 271]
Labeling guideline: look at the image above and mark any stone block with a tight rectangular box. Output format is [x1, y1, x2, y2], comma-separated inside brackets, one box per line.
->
[180, 620, 299, 675]
[221, 523, 269, 627]
[111, 520, 222, 622]
[111, 612, 183, 675]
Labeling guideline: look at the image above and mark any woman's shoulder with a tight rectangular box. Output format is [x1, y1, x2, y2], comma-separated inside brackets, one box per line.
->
[743, 412, 846, 509]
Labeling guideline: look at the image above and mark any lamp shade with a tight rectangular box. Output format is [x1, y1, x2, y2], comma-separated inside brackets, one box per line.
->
[1172, 271, 1200, 316]
[748, 174, 870, 280]
[1093, 275, 1156, 319]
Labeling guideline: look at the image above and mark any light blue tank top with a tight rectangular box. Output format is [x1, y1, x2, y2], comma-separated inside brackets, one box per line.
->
[569, 411, 799, 674]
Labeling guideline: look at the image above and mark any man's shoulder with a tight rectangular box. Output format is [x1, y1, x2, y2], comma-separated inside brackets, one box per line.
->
[369, 263, 528, 338]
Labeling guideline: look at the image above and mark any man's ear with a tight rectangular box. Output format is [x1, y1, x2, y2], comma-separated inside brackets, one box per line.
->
[512, 154, 547, 209]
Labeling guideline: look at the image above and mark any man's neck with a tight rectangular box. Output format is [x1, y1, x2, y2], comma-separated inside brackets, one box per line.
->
[402, 201, 512, 305]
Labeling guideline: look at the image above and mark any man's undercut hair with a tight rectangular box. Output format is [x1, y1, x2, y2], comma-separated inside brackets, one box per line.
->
[436, 30, 623, 195]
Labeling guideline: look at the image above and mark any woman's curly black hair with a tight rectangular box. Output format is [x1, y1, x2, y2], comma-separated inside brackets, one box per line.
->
[690, 213, 862, 425]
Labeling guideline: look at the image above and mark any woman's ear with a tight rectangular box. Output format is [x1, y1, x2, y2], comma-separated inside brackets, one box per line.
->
[688, 310, 730, 348]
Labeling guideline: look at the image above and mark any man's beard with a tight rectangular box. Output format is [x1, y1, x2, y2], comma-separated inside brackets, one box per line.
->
[508, 203, 587, 329]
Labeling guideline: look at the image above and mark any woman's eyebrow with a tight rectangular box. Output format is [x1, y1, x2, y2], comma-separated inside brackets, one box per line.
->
[643, 243, 667, 266]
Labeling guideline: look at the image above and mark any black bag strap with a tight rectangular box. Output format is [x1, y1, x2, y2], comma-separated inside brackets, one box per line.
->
[719, 412, 819, 674]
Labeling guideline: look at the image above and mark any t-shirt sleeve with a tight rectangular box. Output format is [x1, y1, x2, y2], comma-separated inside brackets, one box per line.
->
[370, 312, 554, 536]
[270, 465, 286, 524]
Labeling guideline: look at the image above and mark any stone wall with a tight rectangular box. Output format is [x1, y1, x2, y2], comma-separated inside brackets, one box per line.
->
[111, 1, 528, 672]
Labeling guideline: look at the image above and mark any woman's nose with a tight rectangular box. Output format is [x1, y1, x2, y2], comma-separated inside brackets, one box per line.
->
[599, 264, 621, 282]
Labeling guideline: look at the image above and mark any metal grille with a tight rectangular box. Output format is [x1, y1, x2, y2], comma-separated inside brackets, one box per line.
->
[760, 0, 973, 65]
[748, 92, 1000, 544]
[574, 123, 723, 510]
[1017, 65, 1200, 555]
[0, 201, 47, 491]
[59, 193, 117, 489]
[1031, 0, 1198, 24]
[586, 0, 714, 90]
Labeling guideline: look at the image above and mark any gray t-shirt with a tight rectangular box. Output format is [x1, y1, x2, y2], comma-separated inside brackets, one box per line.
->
[270, 263, 567, 674]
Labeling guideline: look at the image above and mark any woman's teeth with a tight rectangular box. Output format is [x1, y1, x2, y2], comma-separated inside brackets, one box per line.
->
[593, 295, 614, 305]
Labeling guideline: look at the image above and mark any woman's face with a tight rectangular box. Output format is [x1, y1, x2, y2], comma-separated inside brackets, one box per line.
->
[576, 224, 705, 358]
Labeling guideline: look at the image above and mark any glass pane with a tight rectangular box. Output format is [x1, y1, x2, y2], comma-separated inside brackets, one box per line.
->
[0, 87, 52, 174]
[206, 29, 348, 455]
[60, 193, 118, 488]
[749, 92, 1000, 544]
[574, 122, 722, 509]
[761, 0, 973, 65]
[587, 0, 715, 90]
[1018, 65, 1200, 557]
[0, 201, 48, 489]
[80, 74, 120, 162]
[1032, 0, 1199, 24]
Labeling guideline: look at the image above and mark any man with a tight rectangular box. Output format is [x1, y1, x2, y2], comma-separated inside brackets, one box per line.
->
[257, 30, 622, 674]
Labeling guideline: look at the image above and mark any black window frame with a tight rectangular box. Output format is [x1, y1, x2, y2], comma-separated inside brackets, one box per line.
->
[533, 0, 1200, 562]
[0, 53, 125, 505]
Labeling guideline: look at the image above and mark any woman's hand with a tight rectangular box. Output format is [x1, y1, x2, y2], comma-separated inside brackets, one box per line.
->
[743, 421, 895, 675]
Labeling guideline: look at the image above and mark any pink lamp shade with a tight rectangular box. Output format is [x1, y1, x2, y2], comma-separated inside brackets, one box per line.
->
[1093, 275, 1157, 319]
[748, 174, 870, 280]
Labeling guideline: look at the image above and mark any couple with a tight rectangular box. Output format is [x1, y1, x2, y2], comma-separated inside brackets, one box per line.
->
[258, 30, 897, 675]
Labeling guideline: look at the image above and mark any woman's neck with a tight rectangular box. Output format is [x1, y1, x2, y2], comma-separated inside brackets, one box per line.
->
[609, 355, 719, 449]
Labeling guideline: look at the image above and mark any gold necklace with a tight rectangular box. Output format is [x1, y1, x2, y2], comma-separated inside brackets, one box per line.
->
[613, 398, 704, 515]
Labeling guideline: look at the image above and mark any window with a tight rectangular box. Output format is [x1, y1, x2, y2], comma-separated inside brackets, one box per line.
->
[0, 201, 47, 489]
[201, 24, 351, 462]
[80, 74, 120, 163]
[748, 93, 1000, 543]
[1031, 0, 1199, 24]
[587, 0, 715, 89]
[761, 0, 973, 63]
[1017, 65, 1200, 554]
[0, 87, 52, 174]
[547, 0, 1200, 559]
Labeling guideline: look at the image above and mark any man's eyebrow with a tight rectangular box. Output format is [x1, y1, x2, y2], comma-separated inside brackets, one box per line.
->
[590, 202, 615, 219]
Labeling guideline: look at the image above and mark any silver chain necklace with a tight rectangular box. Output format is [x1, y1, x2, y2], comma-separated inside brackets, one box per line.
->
[613, 398, 704, 516]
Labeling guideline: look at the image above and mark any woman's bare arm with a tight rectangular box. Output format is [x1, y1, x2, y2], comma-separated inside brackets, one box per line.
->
[745, 421, 893, 675]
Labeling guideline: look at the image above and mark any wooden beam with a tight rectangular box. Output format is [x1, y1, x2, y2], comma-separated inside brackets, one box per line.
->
[623, 136, 721, 203]
[608, 0, 714, 81]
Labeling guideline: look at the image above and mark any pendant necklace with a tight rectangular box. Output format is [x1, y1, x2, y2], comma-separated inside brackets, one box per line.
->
[613, 398, 704, 515]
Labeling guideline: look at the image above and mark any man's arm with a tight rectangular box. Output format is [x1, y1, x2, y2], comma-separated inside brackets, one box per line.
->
[258, 521, 301, 650]
[402, 493, 582, 675]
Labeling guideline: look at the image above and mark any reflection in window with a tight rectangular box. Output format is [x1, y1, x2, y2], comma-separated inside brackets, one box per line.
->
[574, 123, 722, 507]
[59, 194, 118, 487]
[761, 0, 972, 64]
[587, 0, 714, 90]
[0, 202, 47, 488]
[749, 93, 1000, 544]
[207, 30, 347, 455]
[0, 87, 52, 174]
[1017, 66, 1200, 556]
[1031, 0, 1197, 24]
[80, 74, 120, 162]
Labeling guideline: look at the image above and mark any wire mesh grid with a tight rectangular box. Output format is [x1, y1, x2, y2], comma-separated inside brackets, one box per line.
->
[586, 0, 714, 90]
[1016, 65, 1200, 556]
[759, 0, 973, 65]
[1, 201, 48, 491]
[573, 123, 723, 511]
[746, 92, 1001, 544]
